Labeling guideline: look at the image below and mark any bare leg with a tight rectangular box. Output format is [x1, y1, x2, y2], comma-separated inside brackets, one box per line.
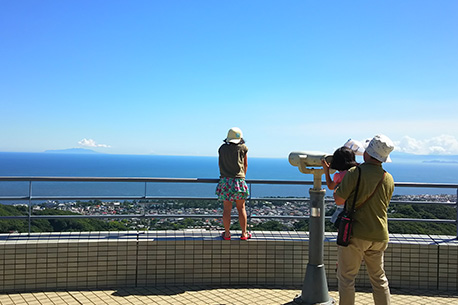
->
[235, 199, 248, 237]
[223, 200, 233, 238]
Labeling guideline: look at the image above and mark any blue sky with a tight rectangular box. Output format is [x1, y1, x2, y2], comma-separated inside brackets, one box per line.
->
[1, 1, 457, 158]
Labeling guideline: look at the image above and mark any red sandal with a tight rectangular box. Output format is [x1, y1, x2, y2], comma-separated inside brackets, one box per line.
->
[240, 232, 252, 240]
[221, 232, 231, 240]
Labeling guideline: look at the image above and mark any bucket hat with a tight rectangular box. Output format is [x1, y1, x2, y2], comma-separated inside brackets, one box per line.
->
[344, 138, 364, 156]
[365, 134, 394, 162]
[226, 127, 243, 144]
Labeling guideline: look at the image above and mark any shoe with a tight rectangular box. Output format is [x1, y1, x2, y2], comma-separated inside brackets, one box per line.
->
[240, 232, 252, 240]
[221, 232, 231, 240]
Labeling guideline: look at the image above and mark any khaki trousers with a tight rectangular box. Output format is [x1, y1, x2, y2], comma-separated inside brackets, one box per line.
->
[337, 237, 390, 305]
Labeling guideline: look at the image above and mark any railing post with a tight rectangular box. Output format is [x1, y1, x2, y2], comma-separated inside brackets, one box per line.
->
[456, 188, 458, 239]
[28, 181, 32, 235]
[247, 182, 252, 226]
[143, 181, 147, 217]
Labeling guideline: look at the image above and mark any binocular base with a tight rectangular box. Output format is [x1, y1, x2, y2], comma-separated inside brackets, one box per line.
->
[293, 263, 335, 305]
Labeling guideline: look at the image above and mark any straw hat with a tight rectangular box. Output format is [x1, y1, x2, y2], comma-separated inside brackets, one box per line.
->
[225, 127, 243, 144]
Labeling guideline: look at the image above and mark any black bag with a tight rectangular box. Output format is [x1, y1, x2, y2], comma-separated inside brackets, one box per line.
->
[333, 209, 345, 229]
[336, 213, 353, 246]
[336, 167, 361, 247]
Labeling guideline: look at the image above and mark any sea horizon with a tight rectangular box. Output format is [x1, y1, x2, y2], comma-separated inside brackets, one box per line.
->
[2, 148, 458, 160]
[0, 151, 457, 200]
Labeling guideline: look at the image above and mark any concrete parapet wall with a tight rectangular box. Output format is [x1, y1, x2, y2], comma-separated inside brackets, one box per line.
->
[0, 231, 456, 292]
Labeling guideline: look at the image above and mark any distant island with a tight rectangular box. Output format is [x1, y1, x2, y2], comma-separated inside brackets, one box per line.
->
[423, 160, 458, 164]
[391, 152, 458, 164]
[44, 148, 101, 154]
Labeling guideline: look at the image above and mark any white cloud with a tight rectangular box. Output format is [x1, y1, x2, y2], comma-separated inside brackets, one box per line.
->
[394, 135, 458, 155]
[78, 138, 111, 148]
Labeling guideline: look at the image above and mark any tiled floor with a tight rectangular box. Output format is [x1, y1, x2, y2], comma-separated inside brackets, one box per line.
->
[0, 286, 457, 305]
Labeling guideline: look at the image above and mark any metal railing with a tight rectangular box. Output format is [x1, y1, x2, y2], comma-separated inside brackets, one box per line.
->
[0, 176, 457, 236]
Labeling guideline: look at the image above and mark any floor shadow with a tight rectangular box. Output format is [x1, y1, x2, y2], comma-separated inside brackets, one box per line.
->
[390, 288, 458, 298]
[112, 286, 189, 297]
[111, 285, 301, 297]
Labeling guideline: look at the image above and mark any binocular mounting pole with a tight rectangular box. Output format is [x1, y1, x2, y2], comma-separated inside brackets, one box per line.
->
[294, 167, 334, 305]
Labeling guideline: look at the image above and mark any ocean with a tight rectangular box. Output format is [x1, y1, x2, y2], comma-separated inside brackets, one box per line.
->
[0, 152, 457, 202]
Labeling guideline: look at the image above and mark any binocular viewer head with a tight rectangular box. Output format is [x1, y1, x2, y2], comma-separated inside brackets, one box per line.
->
[288, 151, 333, 168]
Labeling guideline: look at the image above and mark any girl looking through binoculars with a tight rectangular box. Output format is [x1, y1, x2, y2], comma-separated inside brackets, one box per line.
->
[321, 140, 362, 224]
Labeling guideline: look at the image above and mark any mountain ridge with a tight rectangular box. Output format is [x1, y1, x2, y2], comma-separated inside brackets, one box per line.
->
[44, 148, 101, 154]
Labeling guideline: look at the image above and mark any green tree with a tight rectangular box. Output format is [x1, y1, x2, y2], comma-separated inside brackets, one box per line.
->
[252, 220, 289, 231]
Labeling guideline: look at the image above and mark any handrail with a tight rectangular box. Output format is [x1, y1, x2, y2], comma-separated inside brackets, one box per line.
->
[0, 176, 457, 236]
[0, 213, 455, 224]
[0, 176, 457, 188]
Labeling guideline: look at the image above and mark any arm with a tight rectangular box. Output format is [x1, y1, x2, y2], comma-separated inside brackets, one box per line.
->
[243, 154, 248, 175]
[333, 191, 346, 206]
[333, 167, 358, 206]
[321, 159, 336, 190]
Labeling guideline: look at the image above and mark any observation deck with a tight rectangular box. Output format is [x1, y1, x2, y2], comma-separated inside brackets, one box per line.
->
[0, 177, 457, 304]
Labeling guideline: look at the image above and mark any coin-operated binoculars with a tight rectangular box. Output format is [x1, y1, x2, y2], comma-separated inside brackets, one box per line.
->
[289, 152, 334, 190]
[289, 151, 335, 305]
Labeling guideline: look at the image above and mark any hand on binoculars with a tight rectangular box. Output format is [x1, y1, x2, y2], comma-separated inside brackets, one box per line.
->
[321, 159, 330, 174]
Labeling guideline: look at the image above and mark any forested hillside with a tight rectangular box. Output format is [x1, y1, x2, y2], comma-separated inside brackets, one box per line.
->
[0, 201, 456, 235]
[0, 204, 128, 233]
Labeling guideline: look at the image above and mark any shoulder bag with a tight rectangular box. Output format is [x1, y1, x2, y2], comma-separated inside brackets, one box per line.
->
[336, 167, 361, 246]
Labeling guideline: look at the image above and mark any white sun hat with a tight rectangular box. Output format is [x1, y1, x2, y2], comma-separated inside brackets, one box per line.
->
[343, 138, 365, 156]
[365, 134, 394, 163]
[225, 127, 243, 144]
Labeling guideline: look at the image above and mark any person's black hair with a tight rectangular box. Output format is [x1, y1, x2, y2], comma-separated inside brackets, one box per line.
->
[330, 147, 358, 171]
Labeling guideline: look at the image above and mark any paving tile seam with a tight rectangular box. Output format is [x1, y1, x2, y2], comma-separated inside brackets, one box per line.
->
[2, 287, 458, 305]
